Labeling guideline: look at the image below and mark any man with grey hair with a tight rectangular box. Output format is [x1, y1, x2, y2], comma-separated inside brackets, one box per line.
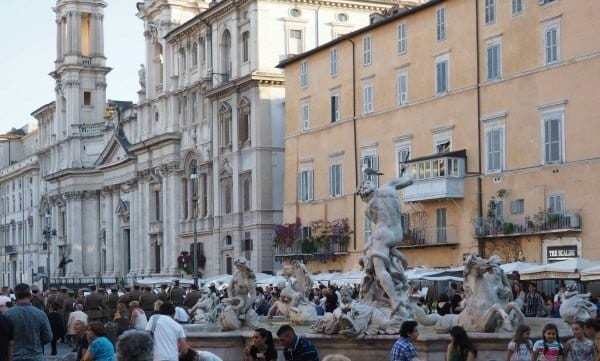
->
[116, 329, 153, 361]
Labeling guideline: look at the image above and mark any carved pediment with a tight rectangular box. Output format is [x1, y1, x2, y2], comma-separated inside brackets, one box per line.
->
[115, 200, 130, 223]
[96, 133, 135, 167]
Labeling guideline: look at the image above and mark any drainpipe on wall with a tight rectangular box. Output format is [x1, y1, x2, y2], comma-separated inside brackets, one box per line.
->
[347, 39, 358, 251]
[475, 0, 484, 256]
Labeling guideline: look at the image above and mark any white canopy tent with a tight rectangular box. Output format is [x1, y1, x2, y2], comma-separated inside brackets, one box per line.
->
[519, 258, 600, 280]
[579, 265, 600, 281]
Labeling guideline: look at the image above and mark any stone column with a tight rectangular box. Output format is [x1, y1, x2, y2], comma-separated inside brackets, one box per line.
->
[102, 187, 113, 276]
[89, 13, 96, 57]
[163, 164, 181, 275]
[74, 12, 81, 55]
[97, 14, 104, 57]
[131, 180, 142, 275]
[65, 192, 83, 277]
[66, 12, 74, 55]
[56, 19, 63, 60]
[142, 176, 152, 275]
[111, 186, 121, 277]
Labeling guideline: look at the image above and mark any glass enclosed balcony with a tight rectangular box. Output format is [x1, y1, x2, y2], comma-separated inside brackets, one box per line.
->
[402, 150, 466, 202]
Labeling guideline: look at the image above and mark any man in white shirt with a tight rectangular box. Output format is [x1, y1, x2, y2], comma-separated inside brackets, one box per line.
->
[174, 305, 190, 324]
[146, 302, 189, 361]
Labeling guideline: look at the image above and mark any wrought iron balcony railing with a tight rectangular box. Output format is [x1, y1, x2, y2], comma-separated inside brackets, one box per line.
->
[473, 209, 582, 238]
[274, 240, 348, 262]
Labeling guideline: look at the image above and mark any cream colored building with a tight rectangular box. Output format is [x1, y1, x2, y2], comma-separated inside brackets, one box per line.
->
[279, 0, 600, 273]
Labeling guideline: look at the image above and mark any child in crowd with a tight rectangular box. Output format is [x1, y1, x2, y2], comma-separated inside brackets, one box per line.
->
[564, 320, 594, 361]
[507, 324, 533, 361]
[532, 323, 563, 361]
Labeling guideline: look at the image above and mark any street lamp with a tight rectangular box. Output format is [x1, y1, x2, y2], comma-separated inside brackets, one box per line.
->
[42, 211, 56, 291]
[190, 164, 199, 287]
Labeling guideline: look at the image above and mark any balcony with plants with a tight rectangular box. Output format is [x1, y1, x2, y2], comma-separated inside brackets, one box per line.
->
[473, 208, 582, 238]
[273, 218, 352, 262]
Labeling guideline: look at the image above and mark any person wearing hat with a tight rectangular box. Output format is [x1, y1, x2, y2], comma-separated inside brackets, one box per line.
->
[63, 289, 76, 347]
[157, 284, 170, 303]
[47, 286, 59, 307]
[130, 285, 142, 305]
[30, 285, 46, 312]
[183, 284, 201, 309]
[119, 285, 132, 305]
[106, 286, 120, 321]
[139, 287, 158, 320]
[84, 284, 106, 322]
[170, 280, 186, 307]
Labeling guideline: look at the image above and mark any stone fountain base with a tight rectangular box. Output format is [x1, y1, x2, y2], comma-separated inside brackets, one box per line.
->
[185, 317, 572, 361]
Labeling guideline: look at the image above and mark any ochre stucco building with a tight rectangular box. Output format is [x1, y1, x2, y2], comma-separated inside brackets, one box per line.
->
[278, 0, 600, 273]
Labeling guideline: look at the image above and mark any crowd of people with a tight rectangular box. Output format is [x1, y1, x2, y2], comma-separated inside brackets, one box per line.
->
[0, 281, 329, 361]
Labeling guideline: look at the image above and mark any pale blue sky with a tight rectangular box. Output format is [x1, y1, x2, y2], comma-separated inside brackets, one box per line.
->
[0, 0, 144, 134]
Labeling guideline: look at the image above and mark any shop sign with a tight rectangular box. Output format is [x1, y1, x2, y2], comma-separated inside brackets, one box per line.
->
[547, 245, 578, 262]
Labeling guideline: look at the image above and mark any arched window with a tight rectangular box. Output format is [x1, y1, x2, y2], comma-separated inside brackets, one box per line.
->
[221, 30, 231, 81]
[240, 172, 252, 212]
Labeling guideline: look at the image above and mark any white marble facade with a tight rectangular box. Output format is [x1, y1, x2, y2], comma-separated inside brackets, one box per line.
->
[1, 0, 397, 287]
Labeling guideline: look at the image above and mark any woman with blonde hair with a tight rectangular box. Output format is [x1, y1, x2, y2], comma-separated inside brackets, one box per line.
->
[129, 301, 148, 331]
[113, 303, 130, 335]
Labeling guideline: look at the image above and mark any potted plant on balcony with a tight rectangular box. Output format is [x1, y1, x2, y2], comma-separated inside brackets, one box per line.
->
[274, 218, 301, 253]
[177, 251, 193, 275]
[331, 218, 353, 252]
[310, 220, 331, 253]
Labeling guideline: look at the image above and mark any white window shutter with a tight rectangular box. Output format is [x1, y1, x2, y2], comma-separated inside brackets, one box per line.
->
[309, 170, 314, 200]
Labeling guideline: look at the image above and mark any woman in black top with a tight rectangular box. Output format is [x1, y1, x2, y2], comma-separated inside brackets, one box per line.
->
[244, 328, 278, 361]
[48, 303, 66, 355]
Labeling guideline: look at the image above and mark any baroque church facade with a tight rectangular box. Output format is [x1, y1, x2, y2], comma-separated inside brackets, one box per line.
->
[1, 0, 411, 287]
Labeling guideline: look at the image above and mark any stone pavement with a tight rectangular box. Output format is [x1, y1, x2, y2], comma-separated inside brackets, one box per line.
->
[43, 341, 74, 361]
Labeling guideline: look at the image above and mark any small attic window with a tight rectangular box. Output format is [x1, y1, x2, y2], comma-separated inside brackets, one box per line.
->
[83, 91, 92, 106]
[290, 8, 301, 17]
[337, 13, 348, 22]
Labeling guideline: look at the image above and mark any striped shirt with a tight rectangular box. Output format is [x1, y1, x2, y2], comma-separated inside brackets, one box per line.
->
[283, 336, 319, 361]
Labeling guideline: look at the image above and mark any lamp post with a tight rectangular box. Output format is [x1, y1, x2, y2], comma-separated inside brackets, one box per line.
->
[42, 211, 56, 291]
[190, 165, 199, 287]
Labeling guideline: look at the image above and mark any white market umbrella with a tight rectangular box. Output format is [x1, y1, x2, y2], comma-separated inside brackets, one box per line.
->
[519, 258, 600, 280]
[579, 265, 600, 281]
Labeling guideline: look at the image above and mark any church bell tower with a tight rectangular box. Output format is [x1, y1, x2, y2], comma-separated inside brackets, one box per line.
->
[52, 0, 111, 168]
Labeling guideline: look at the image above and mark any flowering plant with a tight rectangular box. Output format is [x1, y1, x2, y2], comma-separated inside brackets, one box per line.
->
[177, 251, 193, 274]
[331, 218, 352, 245]
[274, 217, 301, 247]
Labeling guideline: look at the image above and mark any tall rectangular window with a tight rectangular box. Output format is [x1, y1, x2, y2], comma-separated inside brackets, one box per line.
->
[486, 127, 504, 173]
[83, 91, 92, 106]
[511, 0, 523, 16]
[396, 145, 411, 176]
[330, 48, 338, 77]
[485, 0, 496, 25]
[289, 29, 303, 55]
[544, 24, 560, 65]
[548, 194, 564, 214]
[300, 60, 308, 88]
[362, 83, 374, 114]
[397, 23, 407, 55]
[436, 7, 447, 42]
[396, 72, 408, 106]
[543, 112, 563, 164]
[330, 94, 340, 123]
[436, 207, 447, 243]
[486, 41, 501, 81]
[301, 102, 310, 131]
[298, 170, 313, 202]
[435, 57, 449, 94]
[329, 163, 343, 197]
[362, 155, 378, 183]
[241, 31, 250, 62]
[363, 35, 372, 66]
